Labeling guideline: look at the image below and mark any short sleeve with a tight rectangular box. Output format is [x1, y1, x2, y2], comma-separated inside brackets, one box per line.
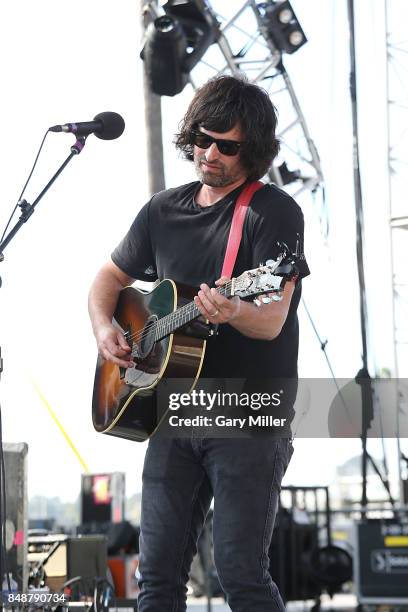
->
[111, 200, 158, 281]
[250, 190, 310, 280]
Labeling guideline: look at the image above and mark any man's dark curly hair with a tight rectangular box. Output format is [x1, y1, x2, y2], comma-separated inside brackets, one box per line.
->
[174, 74, 279, 181]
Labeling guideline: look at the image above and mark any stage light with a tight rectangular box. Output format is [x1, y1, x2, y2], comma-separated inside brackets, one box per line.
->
[278, 8, 293, 24]
[142, 1, 215, 97]
[261, 0, 307, 55]
[142, 15, 189, 96]
[275, 161, 302, 185]
[289, 30, 304, 47]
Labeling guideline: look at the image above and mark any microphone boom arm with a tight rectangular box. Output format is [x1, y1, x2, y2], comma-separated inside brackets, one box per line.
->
[0, 137, 86, 258]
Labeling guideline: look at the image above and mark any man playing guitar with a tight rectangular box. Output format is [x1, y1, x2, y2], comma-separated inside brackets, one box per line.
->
[89, 75, 309, 611]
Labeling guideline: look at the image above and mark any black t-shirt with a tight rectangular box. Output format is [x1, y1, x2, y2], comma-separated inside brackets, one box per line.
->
[112, 181, 309, 379]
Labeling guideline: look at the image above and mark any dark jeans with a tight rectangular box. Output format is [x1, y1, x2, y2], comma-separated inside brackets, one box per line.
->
[137, 435, 293, 612]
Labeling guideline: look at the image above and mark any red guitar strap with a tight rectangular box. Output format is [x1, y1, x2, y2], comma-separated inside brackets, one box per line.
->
[221, 180, 264, 279]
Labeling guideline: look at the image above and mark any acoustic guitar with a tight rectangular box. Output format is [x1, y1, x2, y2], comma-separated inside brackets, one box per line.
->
[92, 246, 299, 442]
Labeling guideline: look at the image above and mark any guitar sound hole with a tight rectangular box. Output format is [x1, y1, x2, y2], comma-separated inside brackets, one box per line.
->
[136, 315, 158, 360]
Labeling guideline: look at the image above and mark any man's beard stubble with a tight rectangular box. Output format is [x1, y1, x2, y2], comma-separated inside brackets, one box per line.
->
[194, 154, 242, 188]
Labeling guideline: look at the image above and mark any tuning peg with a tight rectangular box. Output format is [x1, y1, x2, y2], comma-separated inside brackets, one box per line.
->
[279, 242, 290, 257]
[272, 292, 283, 302]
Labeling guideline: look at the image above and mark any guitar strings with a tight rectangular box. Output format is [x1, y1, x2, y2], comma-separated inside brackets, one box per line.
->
[124, 281, 234, 348]
[126, 281, 233, 345]
[118, 257, 286, 355]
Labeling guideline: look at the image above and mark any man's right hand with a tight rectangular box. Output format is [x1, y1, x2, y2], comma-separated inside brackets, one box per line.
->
[95, 323, 134, 368]
[88, 260, 136, 368]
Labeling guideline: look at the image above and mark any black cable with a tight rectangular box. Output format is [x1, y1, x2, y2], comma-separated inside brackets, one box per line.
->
[96, 577, 115, 610]
[1, 129, 64, 604]
[302, 298, 395, 507]
[0, 129, 50, 243]
[60, 575, 88, 603]
[301, 297, 353, 424]
[59, 575, 115, 609]
[93, 577, 115, 611]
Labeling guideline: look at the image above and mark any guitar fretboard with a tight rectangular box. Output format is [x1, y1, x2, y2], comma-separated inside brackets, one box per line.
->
[154, 283, 231, 341]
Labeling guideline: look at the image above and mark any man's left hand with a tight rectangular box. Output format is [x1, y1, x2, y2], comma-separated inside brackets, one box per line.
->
[194, 276, 240, 324]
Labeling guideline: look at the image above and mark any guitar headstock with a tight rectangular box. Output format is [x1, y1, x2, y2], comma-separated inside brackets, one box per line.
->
[233, 242, 301, 300]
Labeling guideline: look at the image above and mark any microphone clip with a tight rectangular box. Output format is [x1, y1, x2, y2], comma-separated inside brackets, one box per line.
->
[18, 199, 35, 223]
[71, 136, 87, 155]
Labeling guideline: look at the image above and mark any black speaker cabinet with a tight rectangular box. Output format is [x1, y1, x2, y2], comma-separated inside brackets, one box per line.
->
[3, 442, 28, 591]
[28, 534, 107, 593]
[355, 519, 408, 605]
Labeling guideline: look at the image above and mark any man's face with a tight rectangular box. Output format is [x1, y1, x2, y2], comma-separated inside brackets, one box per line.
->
[193, 124, 248, 187]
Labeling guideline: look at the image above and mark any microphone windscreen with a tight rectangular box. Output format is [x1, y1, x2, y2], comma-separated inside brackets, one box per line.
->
[93, 111, 125, 140]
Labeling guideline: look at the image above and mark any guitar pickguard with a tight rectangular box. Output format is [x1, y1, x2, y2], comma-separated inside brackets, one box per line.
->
[124, 366, 159, 389]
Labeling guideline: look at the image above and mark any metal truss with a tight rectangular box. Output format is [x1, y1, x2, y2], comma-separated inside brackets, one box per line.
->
[385, 0, 408, 380]
[143, 0, 324, 204]
[384, 0, 408, 503]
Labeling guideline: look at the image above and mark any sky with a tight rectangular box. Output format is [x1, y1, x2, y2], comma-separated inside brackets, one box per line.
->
[0, 0, 406, 505]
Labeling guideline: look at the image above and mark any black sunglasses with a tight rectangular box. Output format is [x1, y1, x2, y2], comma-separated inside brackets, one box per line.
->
[191, 130, 244, 156]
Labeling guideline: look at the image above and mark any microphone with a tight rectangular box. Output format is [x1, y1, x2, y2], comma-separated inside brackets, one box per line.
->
[50, 111, 125, 140]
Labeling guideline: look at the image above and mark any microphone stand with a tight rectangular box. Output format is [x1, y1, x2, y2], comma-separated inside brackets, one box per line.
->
[0, 135, 86, 588]
[0, 137, 86, 259]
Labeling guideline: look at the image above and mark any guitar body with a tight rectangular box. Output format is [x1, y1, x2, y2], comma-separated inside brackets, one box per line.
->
[92, 279, 206, 442]
[92, 248, 297, 442]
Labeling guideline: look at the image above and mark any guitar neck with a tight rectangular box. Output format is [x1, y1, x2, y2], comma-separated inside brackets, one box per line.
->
[155, 283, 232, 341]
[153, 253, 293, 341]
